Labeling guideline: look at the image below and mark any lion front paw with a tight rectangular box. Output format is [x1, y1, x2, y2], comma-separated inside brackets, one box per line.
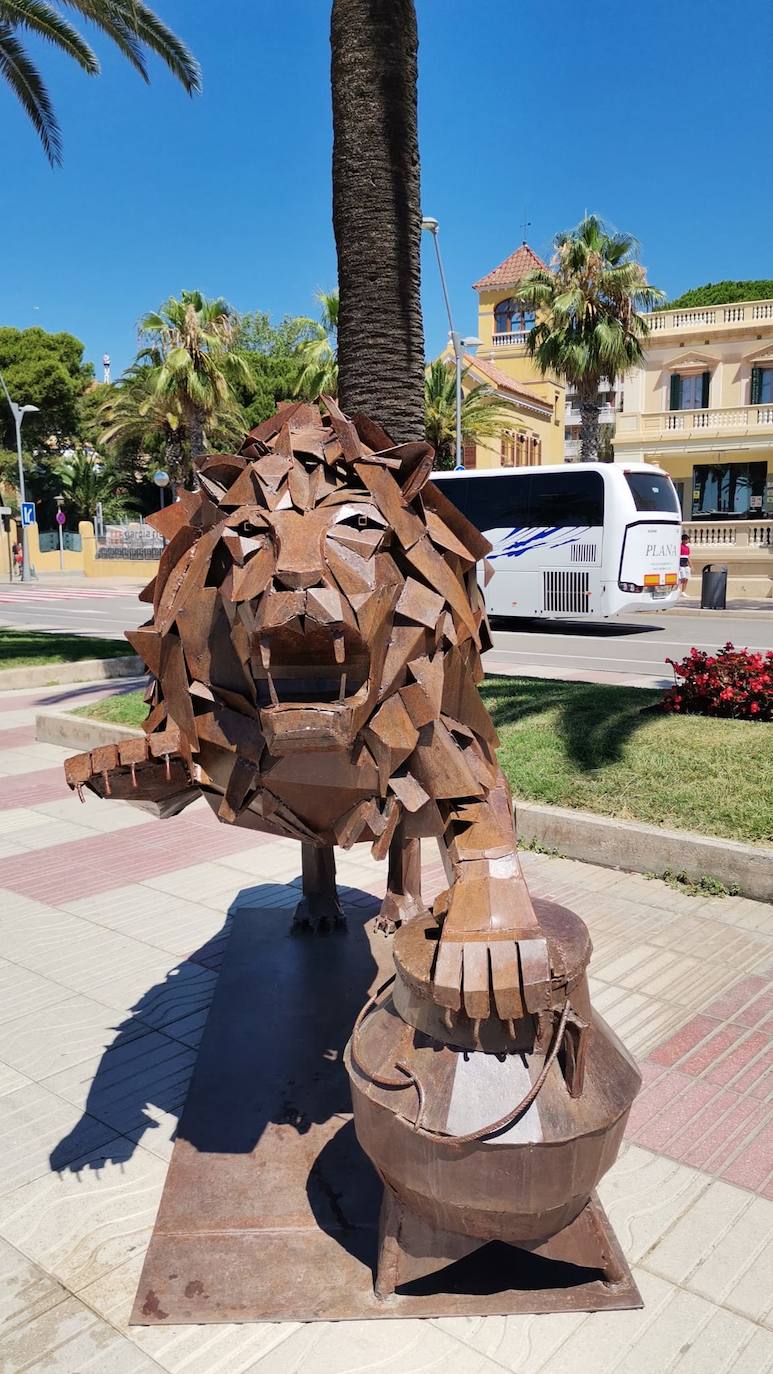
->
[374, 891, 428, 937]
[291, 894, 347, 936]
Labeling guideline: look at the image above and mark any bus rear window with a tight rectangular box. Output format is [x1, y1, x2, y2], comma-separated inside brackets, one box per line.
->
[625, 472, 679, 513]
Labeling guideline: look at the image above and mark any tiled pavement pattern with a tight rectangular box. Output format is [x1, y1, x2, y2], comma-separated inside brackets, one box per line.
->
[0, 679, 770, 1372]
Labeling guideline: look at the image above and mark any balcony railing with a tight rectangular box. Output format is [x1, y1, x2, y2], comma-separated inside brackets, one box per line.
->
[636, 405, 773, 437]
[646, 300, 773, 333]
[492, 330, 529, 348]
[565, 405, 617, 426]
[684, 521, 773, 549]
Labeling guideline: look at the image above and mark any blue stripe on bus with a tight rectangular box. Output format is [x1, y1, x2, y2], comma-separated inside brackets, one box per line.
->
[489, 526, 592, 559]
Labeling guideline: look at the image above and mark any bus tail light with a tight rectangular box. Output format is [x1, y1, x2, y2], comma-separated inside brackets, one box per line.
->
[619, 581, 643, 593]
[664, 573, 678, 586]
[643, 574, 660, 587]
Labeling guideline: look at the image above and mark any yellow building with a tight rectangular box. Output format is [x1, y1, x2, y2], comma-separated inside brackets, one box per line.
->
[470, 242, 566, 466]
[616, 296, 773, 596]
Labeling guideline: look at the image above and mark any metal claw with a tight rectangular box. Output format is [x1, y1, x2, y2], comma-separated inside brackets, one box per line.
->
[164, 753, 171, 781]
[76, 784, 85, 804]
[102, 770, 111, 797]
[130, 762, 137, 789]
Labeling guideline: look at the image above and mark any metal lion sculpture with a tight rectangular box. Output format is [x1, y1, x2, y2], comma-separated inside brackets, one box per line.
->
[65, 398, 549, 1018]
[65, 399, 641, 1310]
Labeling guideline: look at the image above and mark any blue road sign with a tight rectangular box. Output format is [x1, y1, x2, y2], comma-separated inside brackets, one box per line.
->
[21, 502, 35, 527]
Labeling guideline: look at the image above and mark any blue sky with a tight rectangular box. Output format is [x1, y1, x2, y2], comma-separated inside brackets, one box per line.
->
[2, 0, 771, 378]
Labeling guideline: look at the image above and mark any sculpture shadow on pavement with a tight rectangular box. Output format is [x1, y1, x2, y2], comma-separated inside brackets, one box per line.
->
[48, 879, 381, 1175]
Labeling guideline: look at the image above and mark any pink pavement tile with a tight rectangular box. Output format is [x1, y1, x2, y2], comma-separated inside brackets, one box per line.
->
[681, 1023, 745, 1077]
[0, 810, 269, 901]
[649, 1014, 720, 1068]
[706, 1030, 770, 1087]
[0, 724, 36, 748]
[624, 1069, 692, 1138]
[632, 1077, 724, 1153]
[721, 1121, 773, 1192]
[0, 766, 70, 810]
[732, 1047, 773, 1100]
[703, 974, 768, 1023]
[734, 985, 773, 1029]
[680, 1094, 768, 1171]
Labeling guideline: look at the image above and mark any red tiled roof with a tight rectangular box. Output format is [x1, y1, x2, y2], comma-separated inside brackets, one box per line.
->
[472, 242, 547, 291]
[464, 354, 552, 414]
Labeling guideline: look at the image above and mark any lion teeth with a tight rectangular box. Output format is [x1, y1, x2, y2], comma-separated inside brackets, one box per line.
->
[266, 670, 279, 706]
[333, 632, 345, 664]
[338, 672, 347, 701]
[259, 638, 271, 669]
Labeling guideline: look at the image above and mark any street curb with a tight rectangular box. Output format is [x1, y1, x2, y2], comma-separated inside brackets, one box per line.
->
[35, 709, 144, 752]
[516, 801, 772, 904]
[35, 709, 773, 903]
[0, 656, 143, 691]
[663, 607, 773, 621]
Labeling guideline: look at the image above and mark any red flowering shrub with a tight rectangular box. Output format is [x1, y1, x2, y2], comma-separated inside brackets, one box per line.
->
[661, 642, 773, 721]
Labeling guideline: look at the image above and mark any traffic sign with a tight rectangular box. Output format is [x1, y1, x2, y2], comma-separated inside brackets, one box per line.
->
[55, 510, 66, 526]
[21, 502, 35, 527]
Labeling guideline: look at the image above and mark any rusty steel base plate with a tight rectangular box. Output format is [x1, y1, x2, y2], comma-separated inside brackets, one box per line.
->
[131, 903, 642, 1324]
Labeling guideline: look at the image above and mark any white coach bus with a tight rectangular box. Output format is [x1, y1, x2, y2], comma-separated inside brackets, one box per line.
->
[432, 462, 681, 618]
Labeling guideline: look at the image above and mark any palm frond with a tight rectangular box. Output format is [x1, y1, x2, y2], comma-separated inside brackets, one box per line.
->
[0, 21, 61, 163]
[60, 0, 200, 91]
[1, 0, 98, 71]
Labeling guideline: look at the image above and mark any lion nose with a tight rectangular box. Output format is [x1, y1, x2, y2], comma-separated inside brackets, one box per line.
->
[274, 565, 322, 590]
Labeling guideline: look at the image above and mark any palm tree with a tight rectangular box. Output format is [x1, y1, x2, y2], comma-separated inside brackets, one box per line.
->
[292, 290, 339, 400]
[0, 1, 200, 166]
[55, 450, 134, 523]
[424, 360, 524, 470]
[98, 364, 186, 483]
[138, 291, 251, 469]
[331, 0, 425, 441]
[519, 214, 663, 460]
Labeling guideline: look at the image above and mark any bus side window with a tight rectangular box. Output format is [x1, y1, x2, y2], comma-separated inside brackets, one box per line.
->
[529, 472, 604, 527]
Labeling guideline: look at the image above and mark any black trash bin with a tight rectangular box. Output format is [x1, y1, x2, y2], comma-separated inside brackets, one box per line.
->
[701, 564, 728, 610]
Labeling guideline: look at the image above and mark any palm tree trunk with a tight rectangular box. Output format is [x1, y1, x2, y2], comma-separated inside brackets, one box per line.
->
[187, 406, 206, 461]
[331, 0, 425, 443]
[579, 387, 601, 461]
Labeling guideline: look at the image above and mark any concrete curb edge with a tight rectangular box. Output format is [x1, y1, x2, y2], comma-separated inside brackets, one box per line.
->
[35, 708, 773, 904]
[1, 655, 143, 691]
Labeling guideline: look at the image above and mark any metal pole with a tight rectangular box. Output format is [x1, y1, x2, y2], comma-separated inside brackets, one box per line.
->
[0, 371, 31, 583]
[424, 225, 465, 471]
[13, 409, 30, 583]
[57, 523, 64, 571]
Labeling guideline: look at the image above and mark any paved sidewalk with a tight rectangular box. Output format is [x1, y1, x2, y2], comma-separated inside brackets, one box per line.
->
[0, 682, 770, 1372]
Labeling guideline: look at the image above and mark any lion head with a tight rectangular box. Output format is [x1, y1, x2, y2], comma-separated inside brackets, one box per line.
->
[115, 399, 495, 845]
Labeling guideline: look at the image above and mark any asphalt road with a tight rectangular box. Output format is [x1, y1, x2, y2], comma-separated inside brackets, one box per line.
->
[1, 583, 772, 688]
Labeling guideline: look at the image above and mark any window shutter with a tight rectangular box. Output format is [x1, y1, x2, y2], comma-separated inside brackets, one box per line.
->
[701, 371, 710, 408]
[669, 373, 681, 410]
[751, 366, 762, 405]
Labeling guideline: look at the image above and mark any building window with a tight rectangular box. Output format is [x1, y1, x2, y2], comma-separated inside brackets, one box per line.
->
[462, 441, 477, 469]
[669, 371, 710, 411]
[691, 461, 767, 517]
[751, 366, 773, 404]
[493, 298, 535, 336]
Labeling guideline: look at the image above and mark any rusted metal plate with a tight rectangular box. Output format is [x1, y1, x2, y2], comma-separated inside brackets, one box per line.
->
[131, 902, 640, 1325]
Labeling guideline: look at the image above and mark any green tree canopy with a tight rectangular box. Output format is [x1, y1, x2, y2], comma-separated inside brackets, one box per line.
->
[233, 311, 320, 427]
[661, 281, 773, 310]
[0, 326, 93, 448]
[291, 290, 339, 401]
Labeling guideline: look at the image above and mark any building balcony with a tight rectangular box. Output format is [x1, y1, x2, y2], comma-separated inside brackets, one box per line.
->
[617, 404, 773, 443]
[645, 300, 773, 336]
[684, 519, 773, 548]
[492, 330, 529, 348]
[565, 405, 617, 427]
[564, 438, 581, 459]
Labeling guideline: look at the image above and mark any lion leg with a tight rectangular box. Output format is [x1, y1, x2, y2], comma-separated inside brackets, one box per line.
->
[375, 824, 426, 936]
[292, 843, 346, 935]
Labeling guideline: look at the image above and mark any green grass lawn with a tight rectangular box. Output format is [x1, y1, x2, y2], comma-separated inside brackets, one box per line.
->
[0, 629, 133, 670]
[73, 678, 773, 846]
[480, 677, 772, 846]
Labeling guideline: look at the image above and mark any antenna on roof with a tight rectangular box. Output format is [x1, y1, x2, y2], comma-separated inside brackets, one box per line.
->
[520, 210, 531, 243]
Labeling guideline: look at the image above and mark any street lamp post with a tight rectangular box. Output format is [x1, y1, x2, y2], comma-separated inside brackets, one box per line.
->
[0, 371, 39, 584]
[54, 495, 66, 571]
[421, 217, 481, 470]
